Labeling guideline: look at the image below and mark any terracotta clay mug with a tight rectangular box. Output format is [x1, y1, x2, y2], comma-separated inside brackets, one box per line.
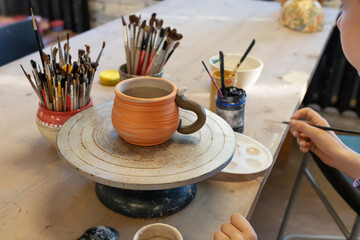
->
[111, 77, 206, 146]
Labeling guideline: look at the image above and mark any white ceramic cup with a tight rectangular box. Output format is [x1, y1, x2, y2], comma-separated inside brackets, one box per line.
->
[209, 53, 263, 90]
[133, 223, 183, 240]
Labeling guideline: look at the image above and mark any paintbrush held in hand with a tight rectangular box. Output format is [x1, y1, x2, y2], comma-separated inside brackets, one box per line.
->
[282, 121, 360, 135]
[21, 33, 106, 112]
[121, 13, 182, 75]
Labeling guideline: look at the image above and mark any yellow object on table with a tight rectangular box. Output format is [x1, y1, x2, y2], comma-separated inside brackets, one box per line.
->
[100, 70, 120, 86]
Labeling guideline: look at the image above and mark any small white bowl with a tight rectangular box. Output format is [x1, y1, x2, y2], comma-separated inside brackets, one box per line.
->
[133, 223, 183, 240]
[209, 53, 263, 90]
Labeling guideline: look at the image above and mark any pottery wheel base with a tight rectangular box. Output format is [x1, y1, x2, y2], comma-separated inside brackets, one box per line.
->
[95, 183, 197, 218]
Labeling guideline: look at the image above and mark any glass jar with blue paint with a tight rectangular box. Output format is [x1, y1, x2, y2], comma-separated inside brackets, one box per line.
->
[215, 87, 246, 133]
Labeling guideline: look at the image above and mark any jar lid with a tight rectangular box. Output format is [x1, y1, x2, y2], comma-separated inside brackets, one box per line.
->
[216, 87, 246, 106]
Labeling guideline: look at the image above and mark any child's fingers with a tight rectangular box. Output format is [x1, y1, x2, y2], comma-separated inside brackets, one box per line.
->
[297, 137, 308, 147]
[291, 129, 299, 138]
[230, 213, 254, 233]
[299, 133, 310, 141]
[295, 134, 311, 153]
[214, 231, 230, 240]
[221, 222, 242, 239]
[291, 107, 326, 125]
[299, 145, 310, 153]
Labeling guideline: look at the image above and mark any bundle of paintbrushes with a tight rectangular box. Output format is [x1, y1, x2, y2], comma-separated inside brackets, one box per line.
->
[21, 33, 106, 112]
[121, 13, 182, 76]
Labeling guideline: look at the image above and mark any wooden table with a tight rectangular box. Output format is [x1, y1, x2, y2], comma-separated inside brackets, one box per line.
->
[0, 0, 339, 239]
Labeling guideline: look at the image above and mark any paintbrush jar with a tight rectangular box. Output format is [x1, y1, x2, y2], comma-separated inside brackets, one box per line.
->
[36, 98, 93, 145]
[279, 0, 324, 33]
[119, 64, 163, 81]
[215, 88, 246, 133]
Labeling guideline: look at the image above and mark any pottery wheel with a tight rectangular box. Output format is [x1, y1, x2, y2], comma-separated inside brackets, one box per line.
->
[57, 101, 236, 190]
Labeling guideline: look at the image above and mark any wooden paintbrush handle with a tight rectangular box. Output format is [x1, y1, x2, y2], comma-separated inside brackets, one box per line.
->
[282, 121, 360, 135]
[133, 46, 141, 75]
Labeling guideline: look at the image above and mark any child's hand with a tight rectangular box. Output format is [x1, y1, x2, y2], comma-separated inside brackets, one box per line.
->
[290, 107, 331, 152]
[289, 107, 360, 180]
[289, 107, 346, 168]
[214, 213, 257, 240]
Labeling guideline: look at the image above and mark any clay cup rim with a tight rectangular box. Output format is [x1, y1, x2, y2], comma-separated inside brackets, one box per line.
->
[133, 223, 183, 240]
[114, 77, 177, 103]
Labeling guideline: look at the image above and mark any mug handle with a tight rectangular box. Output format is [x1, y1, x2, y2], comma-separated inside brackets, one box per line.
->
[175, 87, 207, 134]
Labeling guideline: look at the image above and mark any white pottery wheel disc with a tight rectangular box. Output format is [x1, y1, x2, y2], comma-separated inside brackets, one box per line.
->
[57, 101, 236, 190]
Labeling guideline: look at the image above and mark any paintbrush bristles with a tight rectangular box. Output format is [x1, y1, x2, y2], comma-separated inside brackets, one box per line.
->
[121, 13, 182, 75]
[30, 60, 37, 69]
[135, 15, 140, 26]
[22, 34, 104, 111]
[129, 15, 137, 25]
[53, 48, 58, 60]
[230, 39, 256, 77]
[42, 53, 50, 64]
[164, 41, 180, 65]
[30, 7, 45, 68]
[20, 64, 29, 79]
[173, 41, 180, 50]
[57, 35, 65, 66]
[30, 8, 37, 30]
[149, 16, 155, 27]
[158, 19, 163, 28]
[95, 41, 106, 64]
[121, 16, 126, 26]
[21, 64, 44, 105]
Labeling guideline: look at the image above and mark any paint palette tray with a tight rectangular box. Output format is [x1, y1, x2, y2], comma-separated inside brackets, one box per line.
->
[221, 132, 273, 174]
